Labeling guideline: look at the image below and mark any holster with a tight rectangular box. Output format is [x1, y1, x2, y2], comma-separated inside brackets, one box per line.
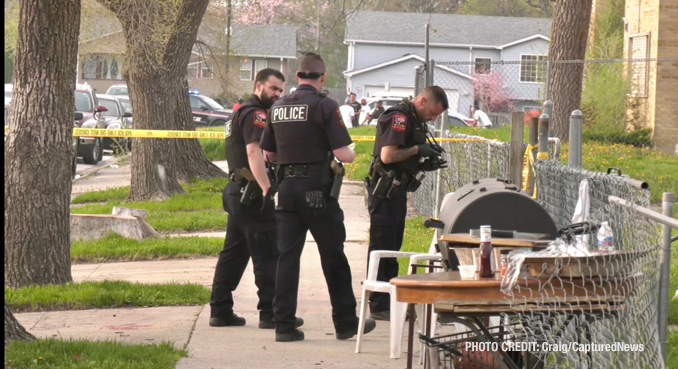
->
[406, 172, 426, 193]
[329, 161, 345, 200]
[266, 162, 281, 196]
[371, 162, 401, 200]
[231, 168, 262, 206]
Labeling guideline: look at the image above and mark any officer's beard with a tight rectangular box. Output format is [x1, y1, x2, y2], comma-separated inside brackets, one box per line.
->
[259, 91, 275, 109]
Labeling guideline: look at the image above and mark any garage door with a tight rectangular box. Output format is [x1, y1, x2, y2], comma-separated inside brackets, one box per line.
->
[443, 89, 459, 113]
[363, 85, 414, 98]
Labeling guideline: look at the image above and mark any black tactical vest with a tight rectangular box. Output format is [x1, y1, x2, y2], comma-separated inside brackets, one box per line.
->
[225, 96, 266, 174]
[373, 101, 428, 174]
[269, 87, 330, 165]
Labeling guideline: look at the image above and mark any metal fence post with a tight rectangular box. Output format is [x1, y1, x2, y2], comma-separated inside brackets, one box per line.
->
[428, 59, 435, 88]
[568, 110, 583, 167]
[509, 111, 525, 185]
[659, 192, 674, 364]
[414, 66, 422, 97]
[529, 117, 539, 159]
[544, 100, 553, 137]
[537, 114, 550, 160]
[424, 24, 430, 87]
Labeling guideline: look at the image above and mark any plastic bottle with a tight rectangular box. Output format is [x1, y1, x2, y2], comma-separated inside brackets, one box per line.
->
[478, 225, 494, 278]
[597, 221, 614, 252]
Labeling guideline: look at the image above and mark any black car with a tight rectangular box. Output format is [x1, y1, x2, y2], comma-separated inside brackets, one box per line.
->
[188, 90, 232, 127]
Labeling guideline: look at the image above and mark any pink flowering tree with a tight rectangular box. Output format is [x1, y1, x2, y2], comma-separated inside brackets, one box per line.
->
[471, 71, 514, 113]
[234, 0, 302, 25]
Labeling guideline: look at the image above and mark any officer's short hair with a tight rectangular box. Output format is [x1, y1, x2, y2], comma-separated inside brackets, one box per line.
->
[297, 53, 325, 80]
[422, 86, 449, 110]
[254, 68, 285, 88]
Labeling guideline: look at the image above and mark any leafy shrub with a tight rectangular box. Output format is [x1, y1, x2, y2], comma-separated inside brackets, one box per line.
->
[583, 128, 653, 148]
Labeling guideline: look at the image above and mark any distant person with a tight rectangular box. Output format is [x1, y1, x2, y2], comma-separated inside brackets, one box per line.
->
[348, 92, 361, 128]
[322, 89, 330, 97]
[472, 102, 492, 129]
[360, 100, 384, 126]
[339, 103, 356, 129]
[233, 98, 244, 112]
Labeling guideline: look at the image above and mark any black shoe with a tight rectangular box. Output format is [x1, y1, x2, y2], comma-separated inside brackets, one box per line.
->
[259, 317, 304, 329]
[336, 318, 376, 340]
[209, 314, 246, 327]
[370, 311, 390, 321]
[275, 329, 305, 342]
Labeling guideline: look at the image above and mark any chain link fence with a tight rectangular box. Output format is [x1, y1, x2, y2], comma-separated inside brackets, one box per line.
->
[410, 57, 670, 368]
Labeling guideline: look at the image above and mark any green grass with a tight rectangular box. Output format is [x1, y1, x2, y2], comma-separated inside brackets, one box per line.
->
[669, 330, 678, 369]
[397, 217, 436, 276]
[5, 280, 210, 313]
[71, 178, 229, 233]
[346, 126, 377, 181]
[71, 234, 224, 263]
[5, 339, 187, 369]
[197, 126, 227, 161]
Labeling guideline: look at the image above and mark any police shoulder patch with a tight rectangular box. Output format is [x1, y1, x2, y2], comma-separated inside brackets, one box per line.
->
[253, 110, 266, 128]
[392, 114, 407, 133]
[336, 108, 345, 127]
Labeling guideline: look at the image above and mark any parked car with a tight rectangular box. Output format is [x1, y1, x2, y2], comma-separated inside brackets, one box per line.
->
[96, 94, 133, 152]
[359, 97, 404, 126]
[106, 84, 128, 97]
[447, 110, 474, 128]
[75, 83, 107, 164]
[189, 89, 232, 127]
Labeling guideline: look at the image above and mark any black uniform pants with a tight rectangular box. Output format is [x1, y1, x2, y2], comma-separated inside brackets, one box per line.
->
[366, 184, 408, 314]
[273, 177, 358, 335]
[210, 182, 278, 322]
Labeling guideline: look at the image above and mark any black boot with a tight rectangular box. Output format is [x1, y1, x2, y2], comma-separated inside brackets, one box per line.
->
[209, 314, 246, 327]
[275, 329, 305, 342]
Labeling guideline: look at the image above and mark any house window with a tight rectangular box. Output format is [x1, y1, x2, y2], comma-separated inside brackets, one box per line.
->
[520, 55, 546, 83]
[81, 54, 124, 80]
[240, 58, 253, 81]
[523, 106, 541, 112]
[187, 61, 214, 79]
[475, 58, 491, 74]
[629, 34, 649, 98]
[254, 59, 268, 76]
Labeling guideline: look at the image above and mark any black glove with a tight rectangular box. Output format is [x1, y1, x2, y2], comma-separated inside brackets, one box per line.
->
[416, 143, 439, 158]
[421, 156, 448, 171]
[305, 191, 326, 216]
[259, 189, 275, 213]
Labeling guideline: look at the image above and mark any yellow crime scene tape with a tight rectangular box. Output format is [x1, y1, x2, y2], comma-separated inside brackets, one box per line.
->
[4, 127, 494, 143]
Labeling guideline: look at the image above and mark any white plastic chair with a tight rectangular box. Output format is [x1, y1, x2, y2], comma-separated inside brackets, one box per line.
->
[355, 250, 419, 359]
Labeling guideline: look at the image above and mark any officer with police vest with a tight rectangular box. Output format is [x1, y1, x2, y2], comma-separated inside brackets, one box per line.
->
[365, 86, 449, 321]
[259, 53, 377, 342]
[210, 68, 303, 331]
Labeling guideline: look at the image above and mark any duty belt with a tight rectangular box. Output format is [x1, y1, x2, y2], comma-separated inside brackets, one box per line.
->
[281, 163, 326, 178]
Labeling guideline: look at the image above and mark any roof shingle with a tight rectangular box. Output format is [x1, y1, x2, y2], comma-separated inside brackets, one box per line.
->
[199, 25, 298, 59]
[345, 11, 551, 47]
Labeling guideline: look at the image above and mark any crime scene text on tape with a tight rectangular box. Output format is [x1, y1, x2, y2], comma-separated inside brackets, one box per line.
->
[4, 127, 494, 143]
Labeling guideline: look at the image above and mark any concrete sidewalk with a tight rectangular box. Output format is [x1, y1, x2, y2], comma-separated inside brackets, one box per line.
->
[17, 168, 416, 368]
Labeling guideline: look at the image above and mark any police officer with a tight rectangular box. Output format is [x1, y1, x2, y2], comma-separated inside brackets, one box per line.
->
[210, 68, 303, 331]
[365, 86, 449, 321]
[260, 53, 377, 342]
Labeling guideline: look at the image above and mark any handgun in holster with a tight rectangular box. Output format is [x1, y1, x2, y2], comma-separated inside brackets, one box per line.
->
[329, 161, 345, 200]
[265, 160, 281, 197]
[236, 168, 261, 206]
[406, 171, 426, 193]
[371, 162, 401, 200]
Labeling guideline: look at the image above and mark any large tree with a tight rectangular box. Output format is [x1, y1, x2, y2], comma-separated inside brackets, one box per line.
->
[5, 302, 34, 348]
[96, 0, 225, 201]
[547, 0, 593, 141]
[4, 0, 80, 288]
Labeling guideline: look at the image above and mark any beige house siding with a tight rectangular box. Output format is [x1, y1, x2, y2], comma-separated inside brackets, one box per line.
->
[624, 0, 678, 153]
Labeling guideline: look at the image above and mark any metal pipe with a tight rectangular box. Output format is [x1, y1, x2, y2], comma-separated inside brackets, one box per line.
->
[659, 193, 674, 364]
[608, 195, 678, 228]
[548, 137, 561, 160]
[424, 24, 430, 87]
[428, 59, 435, 89]
[568, 110, 583, 167]
[544, 100, 553, 137]
[545, 60, 551, 101]
[620, 177, 649, 190]
[537, 114, 550, 160]
[414, 66, 422, 97]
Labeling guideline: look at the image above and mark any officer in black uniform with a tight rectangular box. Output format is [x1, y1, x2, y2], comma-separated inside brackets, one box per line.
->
[210, 68, 303, 331]
[259, 53, 377, 342]
[365, 86, 449, 320]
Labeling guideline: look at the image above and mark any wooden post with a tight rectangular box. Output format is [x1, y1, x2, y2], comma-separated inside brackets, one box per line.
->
[509, 111, 525, 185]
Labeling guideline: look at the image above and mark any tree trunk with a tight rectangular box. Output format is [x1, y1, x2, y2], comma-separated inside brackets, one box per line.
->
[172, 80, 227, 182]
[5, 302, 35, 348]
[98, 0, 222, 201]
[4, 0, 79, 288]
[547, 0, 593, 141]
